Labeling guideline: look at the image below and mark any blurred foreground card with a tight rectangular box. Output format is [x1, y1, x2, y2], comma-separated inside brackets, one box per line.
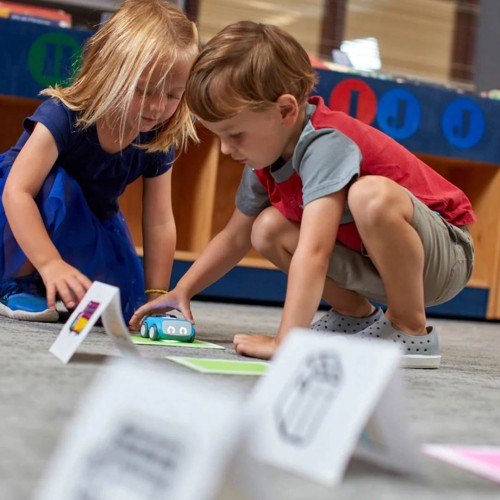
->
[33, 357, 241, 500]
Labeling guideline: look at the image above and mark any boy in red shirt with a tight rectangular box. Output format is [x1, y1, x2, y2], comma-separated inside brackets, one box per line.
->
[130, 21, 475, 368]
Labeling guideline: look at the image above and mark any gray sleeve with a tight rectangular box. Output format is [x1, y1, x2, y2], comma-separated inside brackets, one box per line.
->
[295, 128, 362, 206]
[235, 165, 271, 216]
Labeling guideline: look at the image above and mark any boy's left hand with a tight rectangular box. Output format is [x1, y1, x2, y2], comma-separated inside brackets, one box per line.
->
[233, 333, 277, 360]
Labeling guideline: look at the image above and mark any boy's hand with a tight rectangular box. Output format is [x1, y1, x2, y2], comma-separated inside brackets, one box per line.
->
[233, 334, 277, 360]
[129, 288, 193, 331]
[39, 260, 92, 311]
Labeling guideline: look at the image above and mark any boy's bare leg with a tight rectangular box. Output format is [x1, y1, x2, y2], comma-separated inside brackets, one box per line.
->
[251, 206, 375, 317]
[348, 176, 427, 335]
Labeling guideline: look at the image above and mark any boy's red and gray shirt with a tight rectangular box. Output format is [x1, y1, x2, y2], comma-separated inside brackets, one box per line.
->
[236, 96, 475, 253]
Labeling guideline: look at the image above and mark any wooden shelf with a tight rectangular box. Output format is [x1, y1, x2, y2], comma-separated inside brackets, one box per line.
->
[416, 153, 500, 319]
[0, 95, 41, 151]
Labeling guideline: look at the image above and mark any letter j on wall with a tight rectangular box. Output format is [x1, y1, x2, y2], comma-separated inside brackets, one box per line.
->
[28, 32, 82, 87]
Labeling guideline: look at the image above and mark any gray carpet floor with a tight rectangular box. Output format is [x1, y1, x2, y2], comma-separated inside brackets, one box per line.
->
[1, 300, 499, 499]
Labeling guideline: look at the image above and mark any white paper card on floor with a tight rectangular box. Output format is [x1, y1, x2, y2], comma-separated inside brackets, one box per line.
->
[243, 329, 420, 485]
[50, 281, 138, 363]
[33, 357, 241, 500]
[354, 374, 421, 474]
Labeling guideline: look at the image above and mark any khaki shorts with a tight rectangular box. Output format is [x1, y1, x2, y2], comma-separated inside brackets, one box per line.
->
[326, 192, 475, 306]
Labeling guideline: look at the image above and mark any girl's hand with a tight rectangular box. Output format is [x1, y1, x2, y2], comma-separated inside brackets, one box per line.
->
[233, 334, 277, 360]
[38, 260, 92, 311]
[129, 288, 193, 331]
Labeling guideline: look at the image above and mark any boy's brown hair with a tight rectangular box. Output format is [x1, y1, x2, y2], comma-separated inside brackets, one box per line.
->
[186, 21, 317, 121]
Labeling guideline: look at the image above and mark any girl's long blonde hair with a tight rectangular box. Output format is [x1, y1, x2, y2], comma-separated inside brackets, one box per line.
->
[42, 0, 199, 152]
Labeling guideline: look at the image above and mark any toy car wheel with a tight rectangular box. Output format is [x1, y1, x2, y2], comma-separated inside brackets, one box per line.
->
[140, 323, 149, 338]
[149, 324, 159, 340]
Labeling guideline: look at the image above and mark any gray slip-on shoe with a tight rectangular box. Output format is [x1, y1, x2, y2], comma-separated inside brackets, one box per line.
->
[351, 314, 441, 369]
[311, 307, 383, 334]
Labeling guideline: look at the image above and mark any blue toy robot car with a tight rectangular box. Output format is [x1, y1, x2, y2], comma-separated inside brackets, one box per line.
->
[140, 314, 195, 342]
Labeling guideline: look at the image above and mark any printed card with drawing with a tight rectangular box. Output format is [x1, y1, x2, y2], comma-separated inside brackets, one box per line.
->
[50, 281, 138, 363]
[242, 329, 420, 485]
[33, 358, 242, 500]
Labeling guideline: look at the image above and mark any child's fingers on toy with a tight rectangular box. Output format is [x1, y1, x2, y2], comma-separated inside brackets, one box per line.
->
[179, 301, 194, 323]
[129, 307, 145, 325]
[128, 321, 141, 332]
[129, 303, 155, 328]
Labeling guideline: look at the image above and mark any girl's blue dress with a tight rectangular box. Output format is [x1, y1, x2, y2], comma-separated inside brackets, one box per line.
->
[0, 99, 174, 322]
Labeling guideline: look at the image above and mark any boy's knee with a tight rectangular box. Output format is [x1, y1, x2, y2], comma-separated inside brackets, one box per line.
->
[251, 207, 286, 252]
[348, 176, 409, 225]
[251, 207, 293, 253]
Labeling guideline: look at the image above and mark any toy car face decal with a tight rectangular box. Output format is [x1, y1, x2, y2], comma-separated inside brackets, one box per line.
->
[140, 314, 195, 343]
[70, 300, 100, 334]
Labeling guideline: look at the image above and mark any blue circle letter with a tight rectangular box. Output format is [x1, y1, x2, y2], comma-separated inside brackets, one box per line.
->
[377, 89, 420, 140]
[441, 98, 484, 149]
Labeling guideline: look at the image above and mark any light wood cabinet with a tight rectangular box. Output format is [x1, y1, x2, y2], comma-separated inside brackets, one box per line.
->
[2, 88, 500, 320]
[0, 95, 41, 151]
[417, 154, 500, 319]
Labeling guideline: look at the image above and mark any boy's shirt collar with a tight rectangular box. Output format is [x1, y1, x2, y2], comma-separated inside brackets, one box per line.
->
[267, 101, 317, 182]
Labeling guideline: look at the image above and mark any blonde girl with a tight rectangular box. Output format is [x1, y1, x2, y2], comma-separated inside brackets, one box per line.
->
[0, 0, 198, 322]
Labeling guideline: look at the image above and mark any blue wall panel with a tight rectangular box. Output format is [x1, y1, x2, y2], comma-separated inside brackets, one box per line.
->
[315, 68, 500, 166]
[0, 18, 90, 99]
